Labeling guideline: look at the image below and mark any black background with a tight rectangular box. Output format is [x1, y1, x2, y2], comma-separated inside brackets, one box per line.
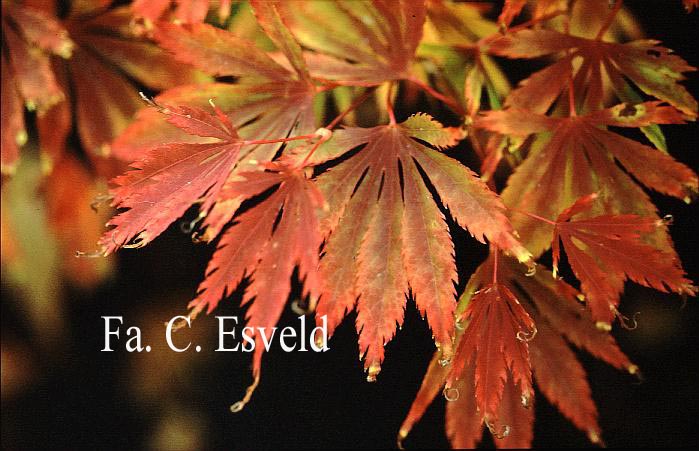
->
[2, 2, 698, 449]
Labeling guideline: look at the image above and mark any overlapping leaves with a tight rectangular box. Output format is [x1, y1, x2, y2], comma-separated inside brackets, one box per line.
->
[78, 1, 698, 445]
[478, 102, 698, 259]
[399, 255, 637, 448]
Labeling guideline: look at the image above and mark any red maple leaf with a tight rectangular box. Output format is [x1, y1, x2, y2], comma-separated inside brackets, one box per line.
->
[277, 0, 426, 86]
[116, 2, 321, 237]
[477, 102, 698, 259]
[99, 101, 247, 253]
[188, 159, 324, 379]
[1, 1, 73, 174]
[487, 27, 697, 117]
[446, 280, 535, 431]
[0, 1, 202, 175]
[305, 113, 529, 382]
[399, 254, 636, 448]
[552, 193, 696, 325]
[52, 3, 203, 165]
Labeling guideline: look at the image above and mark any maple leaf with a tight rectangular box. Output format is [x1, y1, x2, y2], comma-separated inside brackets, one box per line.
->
[477, 102, 698, 258]
[0, 0, 203, 175]
[399, 255, 636, 448]
[99, 102, 246, 253]
[38, 3, 204, 167]
[188, 159, 324, 378]
[110, 83, 245, 161]
[1, 1, 73, 174]
[446, 281, 535, 430]
[276, 0, 426, 85]
[487, 27, 698, 118]
[552, 194, 696, 325]
[306, 114, 530, 382]
[142, 8, 320, 237]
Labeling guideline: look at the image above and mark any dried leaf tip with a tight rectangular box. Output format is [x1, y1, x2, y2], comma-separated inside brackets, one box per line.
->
[366, 361, 382, 382]
[230, 373, 260, 413]
[486, 420, 511, 440]
[588, 430, 605, 446]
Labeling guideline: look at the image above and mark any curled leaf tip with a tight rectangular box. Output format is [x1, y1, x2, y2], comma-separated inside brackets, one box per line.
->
[443, 386, 460, 402]
[486, 420, 511, 440]
[230, 373, 260, 413]
[365, 361, 382, 382]
[75, 250, 103, 259]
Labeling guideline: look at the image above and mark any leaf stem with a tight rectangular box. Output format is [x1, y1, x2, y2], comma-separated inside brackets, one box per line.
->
[568, 75, 577, 117]
[492, 247, 499, 285]
[386, 81, 397, 125]
[561, 12, 578, 118]
[407, 76, 465, 116]
[242, 134, 317, 146]
[298, 88, 377, 167]
[478, 9, 568, 48]
[326, 87, 376, 131]
[509, 208, 557, 226]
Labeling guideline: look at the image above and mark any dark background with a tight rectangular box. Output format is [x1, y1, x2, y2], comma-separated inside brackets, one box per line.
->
[2, 2, 698, 449]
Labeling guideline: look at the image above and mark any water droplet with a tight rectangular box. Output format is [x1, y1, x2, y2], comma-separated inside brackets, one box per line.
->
[443, 387, 459, 402]
[438, 357, 451, 367]
[576, 293, 586, 303]
[521, 392, 531, 408]
[662, 214, 674, 226]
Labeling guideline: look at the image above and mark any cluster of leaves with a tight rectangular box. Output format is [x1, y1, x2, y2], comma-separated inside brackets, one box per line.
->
[1, 0, 205, 344]
[2, 0, 697, 448]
